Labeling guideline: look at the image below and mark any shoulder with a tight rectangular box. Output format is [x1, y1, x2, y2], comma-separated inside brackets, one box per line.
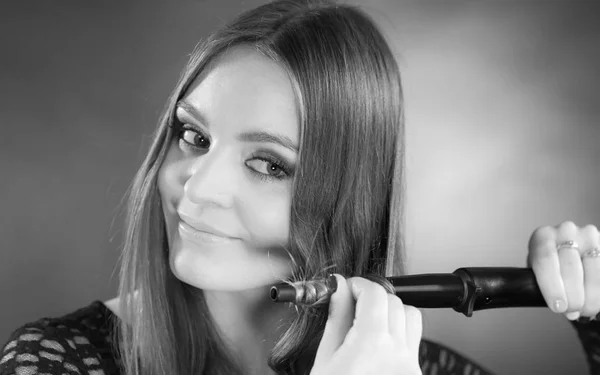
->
[103, 297, 121, 319]
[102, 290, 141, 323]
[0, 300, 119, 375]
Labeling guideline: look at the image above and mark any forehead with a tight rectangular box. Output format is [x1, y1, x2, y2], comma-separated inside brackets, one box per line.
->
[181, 45, 300, 136]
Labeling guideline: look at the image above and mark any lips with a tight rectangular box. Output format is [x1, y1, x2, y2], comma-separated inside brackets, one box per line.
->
[176, 211, 240, 241]
[177, 220, 238, 245]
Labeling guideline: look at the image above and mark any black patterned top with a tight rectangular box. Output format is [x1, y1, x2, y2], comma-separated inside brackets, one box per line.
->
[0, 300, 597, 374]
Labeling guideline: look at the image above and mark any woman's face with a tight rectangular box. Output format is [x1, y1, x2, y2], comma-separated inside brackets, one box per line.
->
[157, 45, 299, 291]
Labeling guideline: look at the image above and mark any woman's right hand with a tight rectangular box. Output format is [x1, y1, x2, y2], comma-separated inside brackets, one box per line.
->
[310, 274, 423, 375]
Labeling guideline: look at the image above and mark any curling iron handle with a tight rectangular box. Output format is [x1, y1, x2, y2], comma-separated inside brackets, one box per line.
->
[388, 274, 464, 308]
[454, 267, 548, 313]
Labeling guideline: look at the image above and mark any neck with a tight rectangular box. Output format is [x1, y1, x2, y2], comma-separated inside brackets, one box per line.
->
[203, 285, 296, 374]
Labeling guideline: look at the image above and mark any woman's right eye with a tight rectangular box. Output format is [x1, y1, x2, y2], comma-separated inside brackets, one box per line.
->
[178, 126, 211, 150]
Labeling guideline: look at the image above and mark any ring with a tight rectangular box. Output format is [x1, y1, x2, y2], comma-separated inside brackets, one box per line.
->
[557, 240, 580, 251]
[583, 247, 600, 258]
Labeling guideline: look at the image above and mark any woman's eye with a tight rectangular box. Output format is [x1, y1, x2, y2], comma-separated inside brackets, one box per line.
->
[179, 128, 210, 149]
[246, 158, 288, 179]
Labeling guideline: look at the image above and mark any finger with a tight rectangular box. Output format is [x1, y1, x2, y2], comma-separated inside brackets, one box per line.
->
[554, 222, 585, 316]
[347, 277, 389, 334]
[387, 293, 405, 340]
[404, 305, 423, 356]
[581, 225, 600, 317]
[314, 274, 353, 362]
[529, 227, 568, 313]
[557, 245, 584, 315]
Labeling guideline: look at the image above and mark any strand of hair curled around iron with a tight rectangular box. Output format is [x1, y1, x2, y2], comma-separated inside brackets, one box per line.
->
[289, 278, 332, 306]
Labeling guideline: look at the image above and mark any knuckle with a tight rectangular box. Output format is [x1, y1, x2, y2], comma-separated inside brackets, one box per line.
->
[404, 304, 421, 315]
[361, 277, 389, 294]
[557, 221, 577, 231]
[345, 277, 363, 294]
[348, 277, 386, 298]
[533, 225, 553, 236]
[387, 293, 404, 309]
[404, 306, 423, 323]
[582, 224, 599, 235]
[529, 226, 555, 249]
[371, 282, 390, 300]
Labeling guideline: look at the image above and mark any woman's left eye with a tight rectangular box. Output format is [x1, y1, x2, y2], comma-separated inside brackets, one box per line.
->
[245, 157, 290, 181]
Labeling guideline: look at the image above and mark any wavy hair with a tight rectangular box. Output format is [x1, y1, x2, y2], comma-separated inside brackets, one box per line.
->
[112, 0, 406, 374]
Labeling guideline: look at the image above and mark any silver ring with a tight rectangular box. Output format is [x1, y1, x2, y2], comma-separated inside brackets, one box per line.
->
[557, 240, 580, 251]
[583, 247, 600, 258]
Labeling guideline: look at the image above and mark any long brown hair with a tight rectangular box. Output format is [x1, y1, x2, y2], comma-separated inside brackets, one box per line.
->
[112, 0, 406, 374]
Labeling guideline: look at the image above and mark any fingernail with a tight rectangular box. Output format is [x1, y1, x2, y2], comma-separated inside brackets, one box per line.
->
[326, 274, 338, 295]
[565, 311, 581, 321]
[553, 299, 567, 313]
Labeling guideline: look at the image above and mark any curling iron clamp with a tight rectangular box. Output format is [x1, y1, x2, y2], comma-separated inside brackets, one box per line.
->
[270, 267, 548, 317]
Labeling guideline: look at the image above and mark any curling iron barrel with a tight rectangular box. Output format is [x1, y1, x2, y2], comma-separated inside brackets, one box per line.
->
[270, 267, 548, 317]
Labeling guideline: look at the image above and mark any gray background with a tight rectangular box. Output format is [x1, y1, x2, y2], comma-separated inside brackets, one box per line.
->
[1, 1, 599, 374]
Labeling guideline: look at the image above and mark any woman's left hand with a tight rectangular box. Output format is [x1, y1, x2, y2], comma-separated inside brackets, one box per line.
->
[528, 221, 600, 322]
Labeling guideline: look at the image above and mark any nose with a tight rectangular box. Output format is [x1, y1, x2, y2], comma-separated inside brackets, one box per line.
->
[183, 151, 236, 209]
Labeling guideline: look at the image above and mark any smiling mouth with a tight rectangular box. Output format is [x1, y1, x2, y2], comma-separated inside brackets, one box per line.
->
[178, 221, 239, 244]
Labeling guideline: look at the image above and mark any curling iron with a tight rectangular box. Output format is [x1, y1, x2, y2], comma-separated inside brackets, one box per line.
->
[270, 267, 548, 317]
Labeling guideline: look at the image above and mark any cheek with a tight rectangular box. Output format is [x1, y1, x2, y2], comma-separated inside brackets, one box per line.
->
[157, 146, 181, 201]
[242, 189, 291, 246]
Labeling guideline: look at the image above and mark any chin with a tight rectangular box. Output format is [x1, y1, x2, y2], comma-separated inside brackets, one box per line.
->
[168, 238, 292, 292]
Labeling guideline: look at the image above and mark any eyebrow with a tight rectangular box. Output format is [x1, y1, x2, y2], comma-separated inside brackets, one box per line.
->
[176, 100, 298, 153]
[176, 100, 210, 126]
[238, 131, 298, 153]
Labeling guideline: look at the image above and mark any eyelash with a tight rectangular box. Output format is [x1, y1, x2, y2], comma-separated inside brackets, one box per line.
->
[173, 120, 292, 182]
[176, 122, 211, 150]
[247, 154, 292, 182]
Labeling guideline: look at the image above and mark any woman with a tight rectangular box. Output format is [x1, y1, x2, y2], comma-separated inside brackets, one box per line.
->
[1, 0, 598, 374]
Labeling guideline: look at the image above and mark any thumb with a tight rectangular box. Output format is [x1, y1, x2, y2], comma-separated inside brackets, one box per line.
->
[313, 274, 355, 364]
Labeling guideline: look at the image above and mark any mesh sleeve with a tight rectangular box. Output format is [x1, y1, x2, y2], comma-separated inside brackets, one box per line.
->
[0, 325, 90, 375]
[419, 338, 496, 375]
